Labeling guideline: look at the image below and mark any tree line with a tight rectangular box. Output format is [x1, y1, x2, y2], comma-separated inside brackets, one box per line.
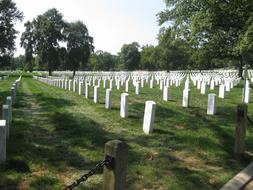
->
[1, 0, 253, 76]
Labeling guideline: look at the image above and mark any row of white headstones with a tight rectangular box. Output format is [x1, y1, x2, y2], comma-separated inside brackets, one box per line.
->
[34, 72, 183, 135]
[0, 76, 22, 164]
[34, 70, 251, 135]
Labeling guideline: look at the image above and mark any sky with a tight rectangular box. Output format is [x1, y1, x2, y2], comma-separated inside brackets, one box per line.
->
[13, 0, 166, 56]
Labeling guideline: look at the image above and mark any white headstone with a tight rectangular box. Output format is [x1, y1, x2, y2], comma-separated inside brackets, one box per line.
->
[182, 89, 190, 108]
[210, 79, 215, 90]
[185, 77, 190, 90]
[225, 81, 230, 92]
[160, 80, 163, 90]
[219, 84, 225, 99]
[200, 82, 206, 94]
[141, 79, 144, 88]
[116, 80, 120, 90]
[207, 93, 216, 115]
[73, 80, 76, 92]
[65, 80, 68, 90]
[110, 79, 113, 89]
[197, 80, 201, 89]
[135, 81, 140, 95]
[143, 101, 156, 134]
[163, 86, 170, 101]
[105, 89, 112, 109]
[120, 93, 128, 118]
[85, 83, 90, 99]
[150, 79, 154, 88]
[78, 82, 82, 95]
[94, 86, 99, 103]
[125, 80, 129, 92]
[243, 86, 251, 104]
[97, 79, 101, 88]
[68, 80, 72, 91]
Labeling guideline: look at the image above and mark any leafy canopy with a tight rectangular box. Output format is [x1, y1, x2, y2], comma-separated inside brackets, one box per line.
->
[0, 0, 23, 57]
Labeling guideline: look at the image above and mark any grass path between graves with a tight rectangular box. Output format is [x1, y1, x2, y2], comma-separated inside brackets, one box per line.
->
[0, 74, 253, 190]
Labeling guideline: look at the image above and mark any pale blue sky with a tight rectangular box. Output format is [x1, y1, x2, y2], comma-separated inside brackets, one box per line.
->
[13, 0, 166, 56]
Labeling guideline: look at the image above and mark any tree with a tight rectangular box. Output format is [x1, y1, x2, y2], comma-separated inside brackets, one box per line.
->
[158, 0, 253, 75]
[33, 8, 66, 75]
[140, 45, 159, 71]
[64, 21, 93, 77]
[157, 28, 193, 70]
[20, 21, 35, 72]
[119, 42, 140, 70]
[88, 50, 119, 71]
[11, 55, 24, 70]
[0, 0, 23, 67]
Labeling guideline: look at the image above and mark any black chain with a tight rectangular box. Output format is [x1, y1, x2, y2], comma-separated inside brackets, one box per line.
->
[65, 156, 113, 190]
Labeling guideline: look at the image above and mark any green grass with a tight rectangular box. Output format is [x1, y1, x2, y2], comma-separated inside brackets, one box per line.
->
[0, 74, 253, 189]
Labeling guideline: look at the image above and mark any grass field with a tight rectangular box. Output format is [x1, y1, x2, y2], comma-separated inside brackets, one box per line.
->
[0, 74, 253, 190]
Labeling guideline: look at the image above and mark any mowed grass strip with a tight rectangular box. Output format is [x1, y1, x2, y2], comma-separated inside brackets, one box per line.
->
[0, 75, 253, 190]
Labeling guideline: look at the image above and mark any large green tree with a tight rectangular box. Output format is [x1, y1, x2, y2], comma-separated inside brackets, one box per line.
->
[157, 28, 193, 70]
[64, 21, 93, 77]
[34, 8, 66, 75]
[159, 0, 253, 75]
[119, 42, 140, 70]
[0, 0, 23, 66]
[140, 45, 160, 71]
[20, 21, 35, 72]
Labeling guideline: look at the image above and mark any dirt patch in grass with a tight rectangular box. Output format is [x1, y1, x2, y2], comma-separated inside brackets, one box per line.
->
[173, 151, 223, 172]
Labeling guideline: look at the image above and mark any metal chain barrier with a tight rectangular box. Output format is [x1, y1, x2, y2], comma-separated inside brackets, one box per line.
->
[65, 156, 114, 190]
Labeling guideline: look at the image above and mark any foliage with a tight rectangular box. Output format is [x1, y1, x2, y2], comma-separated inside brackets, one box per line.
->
[119, 42, 140, 70]
[21, 9, 94, 75]
[87, 50, 119, 71]
[20, 21, 35, 72]
[33, 8, 66, 76]
[10, 54, 24, 70]
[140, 45, 159, 71]
[64, 21, 94, 77]
[0, 0, 23, 59]
[158, 0, 253, 74]
[157, 28, 194, 70]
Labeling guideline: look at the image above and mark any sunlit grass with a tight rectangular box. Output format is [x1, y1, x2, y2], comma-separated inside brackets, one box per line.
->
[0, 74, 252, 189]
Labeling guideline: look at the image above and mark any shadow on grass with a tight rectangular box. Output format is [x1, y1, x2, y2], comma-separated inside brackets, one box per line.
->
[3, 85, 117, 189]
[126, 103, 253, 189]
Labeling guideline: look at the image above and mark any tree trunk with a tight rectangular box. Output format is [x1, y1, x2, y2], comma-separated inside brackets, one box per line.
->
[72, 70, 76, 78]
[49, 69, 52, 76]
[29, 61, 32, 73]
[238, 56, 243, 79]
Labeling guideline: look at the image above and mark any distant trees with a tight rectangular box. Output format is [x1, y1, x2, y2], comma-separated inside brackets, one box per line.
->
[157, 28, 193, 70]
[87, 50, 119, 71]
[119, 42, 140, 70]
[0, 0, 23, 68]
[20, 8, 93, 76]
[158, 0, 253, 75]
[17, 1, 253, 73]
[140, 45, 159, 71]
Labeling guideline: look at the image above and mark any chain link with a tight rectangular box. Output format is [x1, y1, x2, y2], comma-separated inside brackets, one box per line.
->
[65, 156, 113, 190]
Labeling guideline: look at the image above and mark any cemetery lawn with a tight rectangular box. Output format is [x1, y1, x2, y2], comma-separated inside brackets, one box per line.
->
[1, 75, 253, 190]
